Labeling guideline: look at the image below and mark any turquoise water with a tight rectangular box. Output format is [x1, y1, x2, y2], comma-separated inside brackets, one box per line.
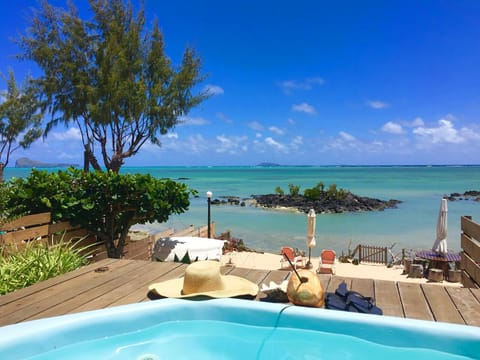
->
[4, 166, 480, 255]
[25, 319, 470, 360]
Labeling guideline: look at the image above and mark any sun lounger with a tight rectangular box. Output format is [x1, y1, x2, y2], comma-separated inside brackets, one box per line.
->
[317, 249, 337, 274]
[280, 246, 306, 269]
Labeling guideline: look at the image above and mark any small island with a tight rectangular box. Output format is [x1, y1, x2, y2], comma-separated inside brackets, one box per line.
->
[210, 182, 402, 214]
[251, 192, 401, 214]
[15, 157, 79, 168]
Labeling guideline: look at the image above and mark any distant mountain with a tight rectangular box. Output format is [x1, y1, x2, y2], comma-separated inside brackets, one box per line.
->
[15, 157, 79, 168]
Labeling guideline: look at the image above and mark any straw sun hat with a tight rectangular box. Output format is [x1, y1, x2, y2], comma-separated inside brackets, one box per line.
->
[148, 260, 259, 298]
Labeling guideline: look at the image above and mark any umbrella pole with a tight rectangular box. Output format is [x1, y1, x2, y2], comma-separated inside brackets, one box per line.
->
[306, 248, 313, 269]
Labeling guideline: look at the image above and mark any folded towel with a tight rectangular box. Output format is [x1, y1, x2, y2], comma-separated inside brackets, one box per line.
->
[326, 281, 383, 315]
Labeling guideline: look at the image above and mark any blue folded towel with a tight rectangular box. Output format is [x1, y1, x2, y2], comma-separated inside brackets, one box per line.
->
[325, 281, 383, 315]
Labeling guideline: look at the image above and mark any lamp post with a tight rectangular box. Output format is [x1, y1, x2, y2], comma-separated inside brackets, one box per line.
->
[206, 191, 212, 238]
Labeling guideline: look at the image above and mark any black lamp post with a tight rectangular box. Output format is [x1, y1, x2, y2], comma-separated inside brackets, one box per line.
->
[206, 191, 212, 238]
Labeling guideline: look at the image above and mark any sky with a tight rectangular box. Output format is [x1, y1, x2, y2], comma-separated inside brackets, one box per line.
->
[1, 0, 480, 166]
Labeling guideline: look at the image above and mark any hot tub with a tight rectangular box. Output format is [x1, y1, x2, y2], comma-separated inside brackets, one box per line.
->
[0, 299, 478, 359]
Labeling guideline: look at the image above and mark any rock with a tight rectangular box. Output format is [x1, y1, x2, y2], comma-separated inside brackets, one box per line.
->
[250, 193, 401, 214]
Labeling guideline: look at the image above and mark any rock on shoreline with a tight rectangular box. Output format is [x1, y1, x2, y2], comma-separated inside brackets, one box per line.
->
[250, 193, 401, 214]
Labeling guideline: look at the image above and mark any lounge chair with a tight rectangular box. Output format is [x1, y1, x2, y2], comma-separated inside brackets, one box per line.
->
[280, 246, 306, 269]
[317, 249, 337, 274]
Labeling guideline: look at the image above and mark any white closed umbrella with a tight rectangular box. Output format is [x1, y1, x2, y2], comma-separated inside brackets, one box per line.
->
[306, 209, 316, 268]
[432, 198, 448, 255]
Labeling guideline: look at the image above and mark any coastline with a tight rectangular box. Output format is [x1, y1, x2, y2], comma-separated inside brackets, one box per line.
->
[220, 250, 462, 287]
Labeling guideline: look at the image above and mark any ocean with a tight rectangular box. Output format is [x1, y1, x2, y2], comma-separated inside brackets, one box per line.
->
[4, 166, 480, 257]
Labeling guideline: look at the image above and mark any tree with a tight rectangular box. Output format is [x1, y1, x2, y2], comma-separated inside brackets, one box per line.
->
[5, 168, 194, 258]
[0, 70, 42, 182]
[19, 0, 207, 172]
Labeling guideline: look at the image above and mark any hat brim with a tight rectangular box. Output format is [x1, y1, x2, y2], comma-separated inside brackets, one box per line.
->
[148, 275, 259, 299]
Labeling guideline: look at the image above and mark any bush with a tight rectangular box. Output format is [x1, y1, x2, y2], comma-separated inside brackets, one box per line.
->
[288, 183, 300, 196]
[304, 187, 321, 200]
[274, 186, 284, 195]
[0, 237, 88, 295]
[4, 168, 195, 258]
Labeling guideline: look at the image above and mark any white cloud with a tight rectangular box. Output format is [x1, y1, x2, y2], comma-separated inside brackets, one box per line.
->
[367, 100, 389, 109]
[279, 77, 325, 95]
[381, 121, 404, 134]
[265, 137, 288, 152]
[269, 126, 285, 136]
[51, 127, 82, 141]
[292, 102, 317, 115]
[183, 134, 210, 153]
[287, 118, 296, 125]
[166, 132, 178, 139]
[410, 117, 425, 127]
[57, 151, 78, 160]
[248, 121, 264, 131]
[290, 136, 303, 150]
[179, 116, 209, 126]
[217, 112, 233, 124]
[216, 135, 248, 154]
[339, 131, 356, 142]
[203, 84, 224, 96]
[413, 119, 465, 144]
[255, 133, 262, 138]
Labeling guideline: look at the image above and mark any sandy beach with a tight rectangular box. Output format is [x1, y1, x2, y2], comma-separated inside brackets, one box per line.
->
[220, 250, 463, 287]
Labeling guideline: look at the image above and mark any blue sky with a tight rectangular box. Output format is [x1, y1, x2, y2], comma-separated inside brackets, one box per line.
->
[1, 0, 480, 166]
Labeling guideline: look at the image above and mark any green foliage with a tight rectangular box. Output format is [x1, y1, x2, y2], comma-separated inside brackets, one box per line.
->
[0, 236, 87, 295]
[315, 182, 325, 192]
[274, 186, 284, 195]
[19, 0, 208, 172]
[327, 183, 338, 197]
[5, 168, 195, 258]
[288, 183, 300, 196]
[0, 70, 43, 181]
[336, 188, 348, 200]
[304, 187, 321, 200]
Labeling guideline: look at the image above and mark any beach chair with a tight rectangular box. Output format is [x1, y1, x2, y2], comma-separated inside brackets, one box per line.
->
[317, 249, 337, 274]
[280, 246, 306, 269]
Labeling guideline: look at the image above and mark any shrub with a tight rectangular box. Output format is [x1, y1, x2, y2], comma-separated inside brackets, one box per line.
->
[274, 186, 284, 195]
[4, 168, 195, 258]
[304, 187, 321, 200]
[288, 183, 300, 196]
[0, 236, 88, 295]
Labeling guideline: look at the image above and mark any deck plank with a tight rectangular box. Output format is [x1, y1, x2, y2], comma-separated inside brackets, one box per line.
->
[117, 263, 187, 304]
[0, 260, 136, 325]
[446, 287, 480, 327]
[71, 261, 183, 313]
[374, 280, 403, 317]
[350, 278, 374, 298]
[397, 282, 434, 321]
[0, 258, 115, 307]
[421, 284, 465, 324]
[32, 260, 159, 318]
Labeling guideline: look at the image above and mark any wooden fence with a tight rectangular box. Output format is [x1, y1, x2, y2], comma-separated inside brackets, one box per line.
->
[0, 212, 216, 262]
[351, 244, 388, 265]
[461, 216, 480, 288]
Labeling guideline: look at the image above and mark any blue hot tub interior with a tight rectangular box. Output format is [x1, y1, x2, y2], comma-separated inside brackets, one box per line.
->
[0, 298, 479, 359]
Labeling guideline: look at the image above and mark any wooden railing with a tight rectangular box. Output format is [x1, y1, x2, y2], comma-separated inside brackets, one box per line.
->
[351, 244, 388, 265]
[0, 212, 216, 262]
[461, 216, 480, 288]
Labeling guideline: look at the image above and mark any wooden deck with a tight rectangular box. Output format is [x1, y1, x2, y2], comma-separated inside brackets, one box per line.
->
[1, 259, 480, 328]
